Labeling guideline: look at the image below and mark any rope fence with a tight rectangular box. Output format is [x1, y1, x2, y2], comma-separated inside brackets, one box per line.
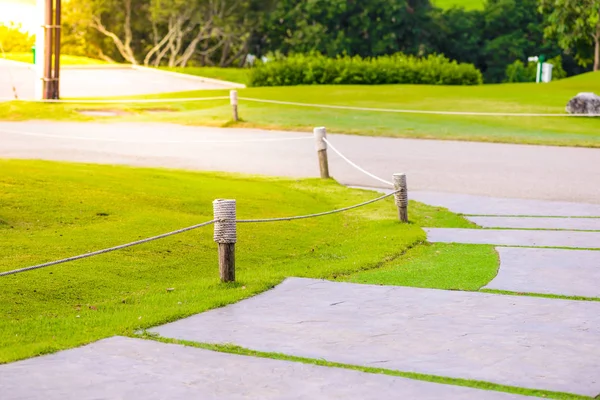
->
[1, 136, 406, 280]
[3, 88, 599, 117]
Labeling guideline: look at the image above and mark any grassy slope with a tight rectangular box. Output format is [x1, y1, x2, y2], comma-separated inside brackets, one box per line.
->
[160, 66, 250, 85]
[344, 243, 498, 290]
[3, 53, 111, 65]
[434, 0, 484, 9]
[0, 159, 489, 363]
[1, 72, 598, 147]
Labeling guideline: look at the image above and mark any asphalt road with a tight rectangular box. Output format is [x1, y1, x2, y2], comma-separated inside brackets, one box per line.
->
[0, 59, 234, 100]
[1, 121, 599, 203]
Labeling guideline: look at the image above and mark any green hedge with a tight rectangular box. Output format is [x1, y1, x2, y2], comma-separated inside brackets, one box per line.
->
[249, 53, 483, 87]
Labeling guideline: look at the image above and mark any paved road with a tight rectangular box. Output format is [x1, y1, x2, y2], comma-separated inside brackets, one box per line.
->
[0, 59, 234, 99]
[1, 121, 599, 203]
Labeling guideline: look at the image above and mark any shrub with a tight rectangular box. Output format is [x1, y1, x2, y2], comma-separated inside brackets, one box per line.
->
[504, 56, 567, 83]
[0, 23, 34, 53]
[249, 53, 483, 87]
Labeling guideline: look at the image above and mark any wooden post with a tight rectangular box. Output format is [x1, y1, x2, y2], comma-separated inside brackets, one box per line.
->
[230, 90, 238, 122]
[213, 199, 236, 282]
[313, 127, 330, 179]
[393, 173, 408, 223]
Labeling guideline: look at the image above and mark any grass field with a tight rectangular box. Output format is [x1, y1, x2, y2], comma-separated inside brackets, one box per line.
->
[160, 66, 250, 85]
[0, 159, 492, 363]
[2, 71, 599, 147]
[2, 52, 112, 65]
[434, 0, 484, 9]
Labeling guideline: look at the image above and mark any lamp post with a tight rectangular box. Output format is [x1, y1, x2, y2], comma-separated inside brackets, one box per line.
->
[34, 0, 61, 100]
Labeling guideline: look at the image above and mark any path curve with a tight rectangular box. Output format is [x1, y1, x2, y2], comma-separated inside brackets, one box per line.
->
[1, 121, 599, 203]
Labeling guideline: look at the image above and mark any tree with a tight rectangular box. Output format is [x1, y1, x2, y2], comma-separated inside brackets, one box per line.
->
[258, 0, 435, 58]
[63, 0, 273, 66]
[539, 0, 600, 71]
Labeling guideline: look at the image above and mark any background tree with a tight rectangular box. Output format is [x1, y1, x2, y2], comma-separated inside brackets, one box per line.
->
[539, 0, 600, 71]
[257, 0, 435, 58]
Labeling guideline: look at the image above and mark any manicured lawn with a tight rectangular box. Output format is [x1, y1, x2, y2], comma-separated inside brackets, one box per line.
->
[160, 66, 250, 85]
[3, 52, 112, 65]
[434, 0, 484, 9]
[1, 72, 598, 147]
[344, 243, 498, 291]
[0, 159, 482, 363]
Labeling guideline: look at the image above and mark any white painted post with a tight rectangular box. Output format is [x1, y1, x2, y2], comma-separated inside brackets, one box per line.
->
[230, 90, 238, 122]
[313, 127, 330, 179]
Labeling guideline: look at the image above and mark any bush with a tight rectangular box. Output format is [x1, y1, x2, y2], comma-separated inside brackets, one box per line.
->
[249, 53, 483, 87]
[504, 55, 567, 83]
[0, 23, 34, 53]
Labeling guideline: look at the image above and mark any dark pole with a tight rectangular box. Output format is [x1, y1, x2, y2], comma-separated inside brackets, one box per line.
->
[53, 0, 61, 99]
[43, 0, 53, 99]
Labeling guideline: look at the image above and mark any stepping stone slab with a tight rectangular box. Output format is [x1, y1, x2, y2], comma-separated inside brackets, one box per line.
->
[410, 192, 600, 217]
[425, 228, 600, 249]
[151, 278, 600, 396]
[0, 336, 530, 400]
[485, 247, 600, 298]
[466, 216, 600, 230]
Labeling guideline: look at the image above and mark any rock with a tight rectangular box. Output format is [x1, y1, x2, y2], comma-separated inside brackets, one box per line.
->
[566, 92, 600, 115]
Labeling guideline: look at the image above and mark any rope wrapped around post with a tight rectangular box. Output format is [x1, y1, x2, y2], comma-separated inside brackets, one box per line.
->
[393, 173, 408, 222]
[314, 127, 330, 179]
[230, 90, 239, 122]
[213, 199, 236, 282]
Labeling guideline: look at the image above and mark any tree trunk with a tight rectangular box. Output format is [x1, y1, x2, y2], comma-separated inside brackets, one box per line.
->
[595, 27, 599, 71]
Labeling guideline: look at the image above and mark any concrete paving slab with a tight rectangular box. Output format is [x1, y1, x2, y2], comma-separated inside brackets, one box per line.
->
[151, 278, 600, 396]
[485, 247, 600, 297]
[467, 216, 600, 230]
[411, 192, 600, 217]
[0, 336, 530, 400]
[425, 228, 600, 248]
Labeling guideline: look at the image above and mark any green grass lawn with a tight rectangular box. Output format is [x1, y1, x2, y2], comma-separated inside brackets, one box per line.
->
[2, 52, 112, 65]
[0, 159, 489, 363]
[344, 243, 497, 290]
[160, 66, 250, 85]
[434, 0, 484, 9]
[2, 71, 598, 147]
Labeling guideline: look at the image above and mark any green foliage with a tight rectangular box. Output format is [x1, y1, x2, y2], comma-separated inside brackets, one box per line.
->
[257, 0, 435, 58]
[249, 53, 483, 87]
[539, 0, 600, 70]
[504, 56, 567, 82]
[0, 23, 34, 53]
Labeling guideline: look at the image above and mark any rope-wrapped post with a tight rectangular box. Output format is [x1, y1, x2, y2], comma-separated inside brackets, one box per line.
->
[393, 173, 408, 223]
[213, 199, 236, 282]
[314, 127, 330, 179]
[230, 90, 238, 122]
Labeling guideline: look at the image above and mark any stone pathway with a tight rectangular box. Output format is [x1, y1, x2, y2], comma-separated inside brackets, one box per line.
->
[484, 247, 600, 297]
[150, 278, 600, 396]
[2, 187, 600, 398]
[0, 336, 529, 400]
[425, 228, 600, 248]
[466, 216, 600, 231]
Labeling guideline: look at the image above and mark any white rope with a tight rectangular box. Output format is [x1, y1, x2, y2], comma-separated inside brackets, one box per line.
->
[3, 96, 230, 104]
[237, 190, 398, 223]
[240, 97, 600, 118]
[0, 219, 216, 277]
[323, 138, 393, 187]
[213, 200, 236, 243]
[0, 128, 313, 144]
